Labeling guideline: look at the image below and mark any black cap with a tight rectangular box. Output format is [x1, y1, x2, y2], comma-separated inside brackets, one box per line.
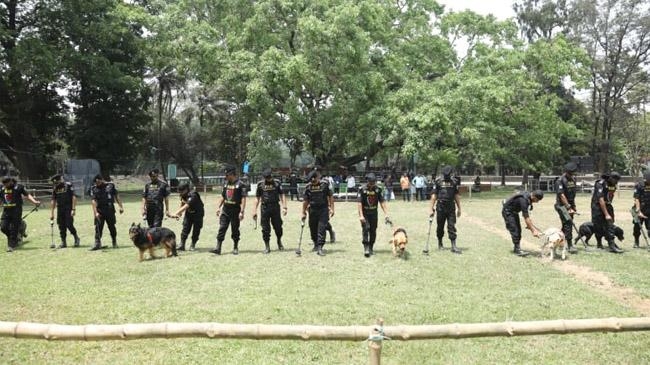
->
[262, 168, 272, 178]
[610, 171, 621, 180]
[564, 162, 578, 173]
[365, 173, 376, 182]
[51, 174, 62, 183]
[178, 183, 190, 192]
[1, 176, 14, 184]
[93, 174, 104, 182]
[441, 165, 453, 176]
[148, 169, 159, 177]
[307, 170, 319, 180]
[224, 165, 236, 175]
[532, 189, 544, 200]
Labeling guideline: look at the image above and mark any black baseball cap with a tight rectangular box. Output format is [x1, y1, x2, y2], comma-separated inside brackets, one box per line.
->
[262, 168, 272, 178]
[365, 173, 376, 182]
[564, 162, 578, 173]
[224, 165, 236, 175]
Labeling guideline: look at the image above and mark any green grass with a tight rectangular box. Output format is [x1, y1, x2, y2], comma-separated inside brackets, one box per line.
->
[2, 191, 650, 364]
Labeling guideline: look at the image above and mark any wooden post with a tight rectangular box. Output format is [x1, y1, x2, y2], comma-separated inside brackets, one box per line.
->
[368, 318, 384, 365]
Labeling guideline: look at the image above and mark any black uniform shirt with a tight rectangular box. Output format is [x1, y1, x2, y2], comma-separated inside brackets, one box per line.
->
[591, 179, 616, 210]
[633, 182, 650, 208]
[303, 179, 332, 208]
[503, 193, 532, 218]
[256, 179, 283, 205]
[222, 179, 245, 206]
[358, 184, 384, 212]
[555, 174, 577, 208]
[1, 184, 28, 209]
[182, 191, 204, 215]
[91, 183, 119, 209]
[434, 177, 459, 203]
[52, 182, 75, 210]
[143, 180, 170, 206]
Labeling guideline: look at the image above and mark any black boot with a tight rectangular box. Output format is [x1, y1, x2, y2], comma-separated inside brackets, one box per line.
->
[329, 229, 336, 243]
[451, 240, 461, 254]
[58, 238, 67, 249]
[210, 241, 222, 255]
[232, 241, 239, 255]
[189, 241, 196, 251]
[568, 242, 578, 254]
[311, 243, 318, 252]
[634, 238, 640, 248]
[363, 243, 370, 258]
[277, 239, 284, 251]
[438, 239, 443, 250]
[513, 244, 528, 256]
[369, 243, 375, 255]
[596, 239, 604, 249]
[89, 241, 103, 251]
[178, 240, 186, 251]
[263, 241, 271, 254]
[112, 237, 117, 249]
[608, 241, 623, 253]
[73, 235, 80, 247]
[317, 245, 325, 256]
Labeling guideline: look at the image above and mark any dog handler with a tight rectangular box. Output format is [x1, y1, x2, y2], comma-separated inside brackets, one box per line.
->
[142, 169, 170, 228]
[49, 174, 80, 248]
[429, 165, 462, 254]
[252, 168, 287, 254]
[554, 162, 579, 254]
[632, 170, 650, 248]
[591, 172, 623, 253]
[301, 169, 334, 256]
[358, 173, 390, 257]
[169, 183, 204, 251]
[501, 190, 543, 256]
[210, 165, 246, 255]
[1, 176, 40, 252]
[89, 174, 124, 250]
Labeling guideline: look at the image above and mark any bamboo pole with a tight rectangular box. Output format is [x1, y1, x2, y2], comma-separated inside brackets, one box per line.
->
[1, 317, 650, 341]
[368, 318, 384, 365]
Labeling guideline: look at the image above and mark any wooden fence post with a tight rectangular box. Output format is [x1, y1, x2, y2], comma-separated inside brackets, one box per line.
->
[368, 318, 385, 365]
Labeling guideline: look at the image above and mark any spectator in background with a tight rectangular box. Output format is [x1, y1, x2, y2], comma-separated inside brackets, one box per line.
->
[383, 174, 393, 201]
[414, 173, 426, 201]
[400, 172, 410, 202]
[346, 174, 356, 193]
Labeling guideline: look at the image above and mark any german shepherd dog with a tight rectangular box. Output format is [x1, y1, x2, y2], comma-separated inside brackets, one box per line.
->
[541, 227, 566, 261]
[128, 223, 178, 262]
[389, 227, 408, 258]
[575, 221, 624, 247]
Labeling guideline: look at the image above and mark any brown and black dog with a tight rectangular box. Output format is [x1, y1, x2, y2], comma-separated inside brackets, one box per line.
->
[128, 223, 177, 262]
[389, 227, 408, 257]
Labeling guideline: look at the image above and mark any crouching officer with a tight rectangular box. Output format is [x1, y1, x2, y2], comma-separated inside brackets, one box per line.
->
[429, 165, 462, 254]
[90, 175, 124, 250]
[252, 168, 287, 254]
[210, 165, 246, 255]
[142, 169, 170, 227]
[358, 173, 390, 257]
[301, 169, 334, 256]
[1, 176, 40, 252]
[592, 172, 623, 253]
[632, 170, 650, 248]
[49, 174, 80, 248]
[501, 190, 543, 256]
[169, 183, 204, 251]
[554, 162, 579, 254]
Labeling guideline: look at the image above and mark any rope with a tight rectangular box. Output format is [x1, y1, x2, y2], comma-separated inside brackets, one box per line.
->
[367, 323, 390, 343]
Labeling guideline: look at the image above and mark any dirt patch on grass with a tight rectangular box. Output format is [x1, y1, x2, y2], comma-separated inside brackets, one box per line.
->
[465, 215, 650, 316]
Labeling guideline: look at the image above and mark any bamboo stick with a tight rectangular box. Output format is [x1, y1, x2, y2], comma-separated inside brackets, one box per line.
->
[1, 317, 650, 341]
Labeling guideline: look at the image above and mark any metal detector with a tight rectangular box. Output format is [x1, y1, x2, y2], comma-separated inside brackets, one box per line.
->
[423, 217, 433, 255]
[295, 219, 305, 256]
[50, 219, 55, 249]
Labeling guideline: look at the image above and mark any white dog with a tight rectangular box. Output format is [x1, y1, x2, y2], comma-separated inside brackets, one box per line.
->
[541, 228, 567, 261]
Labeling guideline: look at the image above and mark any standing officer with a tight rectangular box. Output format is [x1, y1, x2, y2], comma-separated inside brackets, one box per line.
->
[210, 166, 247, 255]
[554, 162, 579, 254]
[89, 174, 124, 250]
[169, 183, 204, 251]
[591, 172, 623, 253]
[357, 173, 390, 257]
[632, 170, 650, 248]
[301, 169, 334, 256]
[252, 168, 287, 254]
[49, 174, 80, 249]
[141, 169, 170, 227]
[501, 190, 543, 256]
[429, 166, 462, 254]
[1, 176, 40, 252]
[288, 172, 299, 201]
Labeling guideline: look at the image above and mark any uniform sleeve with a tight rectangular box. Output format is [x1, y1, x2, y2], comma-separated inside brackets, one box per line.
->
[142, 184, 148, 198]
[112, 185, 119, 196]
[326, 182, 333, 197]
[377, 187, 385, 203]
[634, 183, 643, 200]
[51, 189, 56, 201]
[519, 198, 530, 218]
[163, 182, 170, 197]
[256, 182, 263, 197]
[357, 187, 364, 203]
[276, 180, 284, 195]
[18, 185, 29, 197]
[556, 176, 566, 197]
[68, 183, 75, 194]
[303, 186, 310, 201]
[595, 182, 606, 201]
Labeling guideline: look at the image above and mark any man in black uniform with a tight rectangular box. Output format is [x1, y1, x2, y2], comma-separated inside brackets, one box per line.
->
[592, 172, 623, 253]
[501, 190, 543, 256]
[141, 169, 170, 228]
[49, 174, 80, 249]
[357, 173, 390, 257]
[169, 183, 204, 251]
[288, 172, 299, 201]
[90, 174, 124, 250]
[554, 162, 579, 254]
[632, 171, 650, 248]
[430, 166, 462, 254]
[252, 168, 287, 254]
[301, 169, 334, 256]
[210, 166, 247, 255]
[1, 176, 41, 252]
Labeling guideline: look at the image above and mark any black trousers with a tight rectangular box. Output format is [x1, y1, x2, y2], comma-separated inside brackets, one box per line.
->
[181, 212, 203, 244]
[633, 207, 650, 242]
[309, 206, 329, 246]
[145, 203, 164, 227]
[591, 205, 615, 245]
[95, 206, 117, 243]
[217, 206, 240, 243]
[1, 208, 22, 248]
[361, 212, 378, 245]
[502, 208, 521, 247]
[56, 208, 77, 241]
[261, 204, 282, 243]
[554, 204, 573, 243]
[436, 202, 457, 241]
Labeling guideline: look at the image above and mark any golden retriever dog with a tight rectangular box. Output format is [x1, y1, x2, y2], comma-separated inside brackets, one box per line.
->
[389, 227, 408, 257]
[541, 227, 566, 261]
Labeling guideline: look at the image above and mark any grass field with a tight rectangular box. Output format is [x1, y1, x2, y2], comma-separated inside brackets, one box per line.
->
[2, 188, 650, 364]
